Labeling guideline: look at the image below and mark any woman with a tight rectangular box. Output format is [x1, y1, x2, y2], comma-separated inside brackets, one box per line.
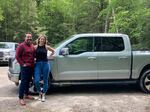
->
[34, 35, 54, 102]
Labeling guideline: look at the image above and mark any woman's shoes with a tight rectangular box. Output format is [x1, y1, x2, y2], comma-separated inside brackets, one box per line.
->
[38, 92, 42, 101]
[41, 93, 45, 102]
[38, 92, 45, 102]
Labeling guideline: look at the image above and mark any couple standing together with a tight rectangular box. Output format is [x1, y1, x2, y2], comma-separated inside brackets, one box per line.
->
[16, 33, 55, 106]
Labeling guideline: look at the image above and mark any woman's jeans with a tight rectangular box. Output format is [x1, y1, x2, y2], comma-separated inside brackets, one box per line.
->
[19, 66, 33, 99]
[34, 61, 50, 93]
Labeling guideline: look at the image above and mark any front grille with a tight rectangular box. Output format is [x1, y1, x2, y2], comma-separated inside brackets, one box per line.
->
[0, 52, 3, 57]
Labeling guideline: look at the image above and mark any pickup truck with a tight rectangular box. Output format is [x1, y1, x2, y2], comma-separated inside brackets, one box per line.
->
[8, 33, 150, 93]
[0, 42, 18, 64]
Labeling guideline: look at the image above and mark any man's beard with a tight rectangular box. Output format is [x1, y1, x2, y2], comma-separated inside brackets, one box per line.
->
[26, 40, 31, 46]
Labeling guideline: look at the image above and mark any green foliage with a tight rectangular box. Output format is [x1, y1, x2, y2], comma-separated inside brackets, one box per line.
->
[0, 0, 38, 42]
[37, 0, 103, 44]
[0, 0, 149, 49]
[0, 7, 3, 21]
[99, 0, 150, 48]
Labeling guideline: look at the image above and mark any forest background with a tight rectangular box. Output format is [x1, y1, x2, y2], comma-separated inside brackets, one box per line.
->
[0, 0, 149, 49]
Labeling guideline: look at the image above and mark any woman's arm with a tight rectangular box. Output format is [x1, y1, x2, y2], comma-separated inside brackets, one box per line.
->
[46, 45, 55, 56]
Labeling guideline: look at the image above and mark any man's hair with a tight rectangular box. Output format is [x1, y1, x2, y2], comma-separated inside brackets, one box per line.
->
[25, 33, 32, 38]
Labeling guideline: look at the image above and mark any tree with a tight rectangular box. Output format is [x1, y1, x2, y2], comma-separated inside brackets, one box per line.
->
[0, 0, 38, 42]
[99, 0, 150, 48]
[0, 0, 149, 48]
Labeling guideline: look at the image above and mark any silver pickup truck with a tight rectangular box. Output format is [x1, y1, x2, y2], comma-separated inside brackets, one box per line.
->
[8, 33, 150, 93]
[0, 42, 18, 64]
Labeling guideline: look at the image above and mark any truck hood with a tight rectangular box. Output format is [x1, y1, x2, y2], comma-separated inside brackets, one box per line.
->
[0, 48, 12, 52]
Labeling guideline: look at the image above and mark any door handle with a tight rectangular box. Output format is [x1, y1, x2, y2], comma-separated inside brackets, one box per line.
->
[88, 57, 96, 60]
[118, 56, 128, 59]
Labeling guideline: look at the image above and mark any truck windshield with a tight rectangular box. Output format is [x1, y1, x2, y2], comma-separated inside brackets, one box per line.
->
[0, 43, 13, 49]
[54, 35, 74, 48]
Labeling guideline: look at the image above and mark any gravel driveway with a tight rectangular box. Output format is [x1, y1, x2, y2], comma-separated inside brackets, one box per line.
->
[0, 66, 149, 112]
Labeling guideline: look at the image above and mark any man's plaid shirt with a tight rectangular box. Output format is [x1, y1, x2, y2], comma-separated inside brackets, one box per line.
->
[16, 42, 35, 67]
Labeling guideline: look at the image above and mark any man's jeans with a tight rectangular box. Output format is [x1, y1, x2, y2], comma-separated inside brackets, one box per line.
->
[19, 66, 33, 99]
[34, 61, 50, 93]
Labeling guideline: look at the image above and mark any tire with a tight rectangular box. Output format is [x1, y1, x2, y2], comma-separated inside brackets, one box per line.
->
[139, 70, 150, 93]
[48, 75, 53, 90]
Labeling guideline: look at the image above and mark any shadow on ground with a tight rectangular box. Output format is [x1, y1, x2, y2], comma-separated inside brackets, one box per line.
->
[47, 83, 143, 95]
[0, 64, 8, 67]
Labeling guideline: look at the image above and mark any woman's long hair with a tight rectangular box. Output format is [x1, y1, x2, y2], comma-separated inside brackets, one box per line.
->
[37, 35, 48, 45]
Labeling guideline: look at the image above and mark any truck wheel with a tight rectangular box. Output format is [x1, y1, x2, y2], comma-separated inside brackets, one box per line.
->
[48, 76, 52, 90]
[139, 70, 150, 93]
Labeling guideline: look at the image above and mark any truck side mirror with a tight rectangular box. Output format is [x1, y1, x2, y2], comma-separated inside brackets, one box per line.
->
[60, 48, 69, 56]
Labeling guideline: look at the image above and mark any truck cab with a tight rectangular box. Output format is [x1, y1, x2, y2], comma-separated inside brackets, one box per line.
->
[52, 33, 131, 80]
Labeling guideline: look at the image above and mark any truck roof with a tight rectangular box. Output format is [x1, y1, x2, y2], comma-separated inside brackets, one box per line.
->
[74, 33, 128, 37]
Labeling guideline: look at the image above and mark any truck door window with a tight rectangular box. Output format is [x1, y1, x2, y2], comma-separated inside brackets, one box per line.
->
[66, 37, 93, 55]
[94, 37, 102, 51]
[94, 37, 124, 51]
[102, 37, 124, 51]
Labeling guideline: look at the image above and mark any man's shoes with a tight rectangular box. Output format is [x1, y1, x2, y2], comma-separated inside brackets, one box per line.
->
[19, 99, 26, 106]
[24, 95, 35, 100]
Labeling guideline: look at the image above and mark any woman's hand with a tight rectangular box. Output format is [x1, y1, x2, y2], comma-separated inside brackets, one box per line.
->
[48, 55, 54, 60]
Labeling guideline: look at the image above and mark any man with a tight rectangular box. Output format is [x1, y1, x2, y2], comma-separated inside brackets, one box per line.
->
[16, 33, 35, 106]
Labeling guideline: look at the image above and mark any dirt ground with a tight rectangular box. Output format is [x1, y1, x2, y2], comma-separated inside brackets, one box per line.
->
[0, 66, 149, 112]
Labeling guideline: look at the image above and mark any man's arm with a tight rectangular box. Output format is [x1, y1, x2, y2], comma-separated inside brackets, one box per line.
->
[16, 44, 24, 66]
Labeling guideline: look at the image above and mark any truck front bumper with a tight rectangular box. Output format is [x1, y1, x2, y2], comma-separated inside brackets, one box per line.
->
[0, 58, 9, 64]
[7, 71, 19, 83]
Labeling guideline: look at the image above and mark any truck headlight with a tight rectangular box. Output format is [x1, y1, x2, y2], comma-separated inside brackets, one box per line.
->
[4, 52, 10, 56]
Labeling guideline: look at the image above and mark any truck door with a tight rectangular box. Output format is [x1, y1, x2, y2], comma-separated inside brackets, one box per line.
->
[56, 37, 98, 80]
[95, 36, 132, 79]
